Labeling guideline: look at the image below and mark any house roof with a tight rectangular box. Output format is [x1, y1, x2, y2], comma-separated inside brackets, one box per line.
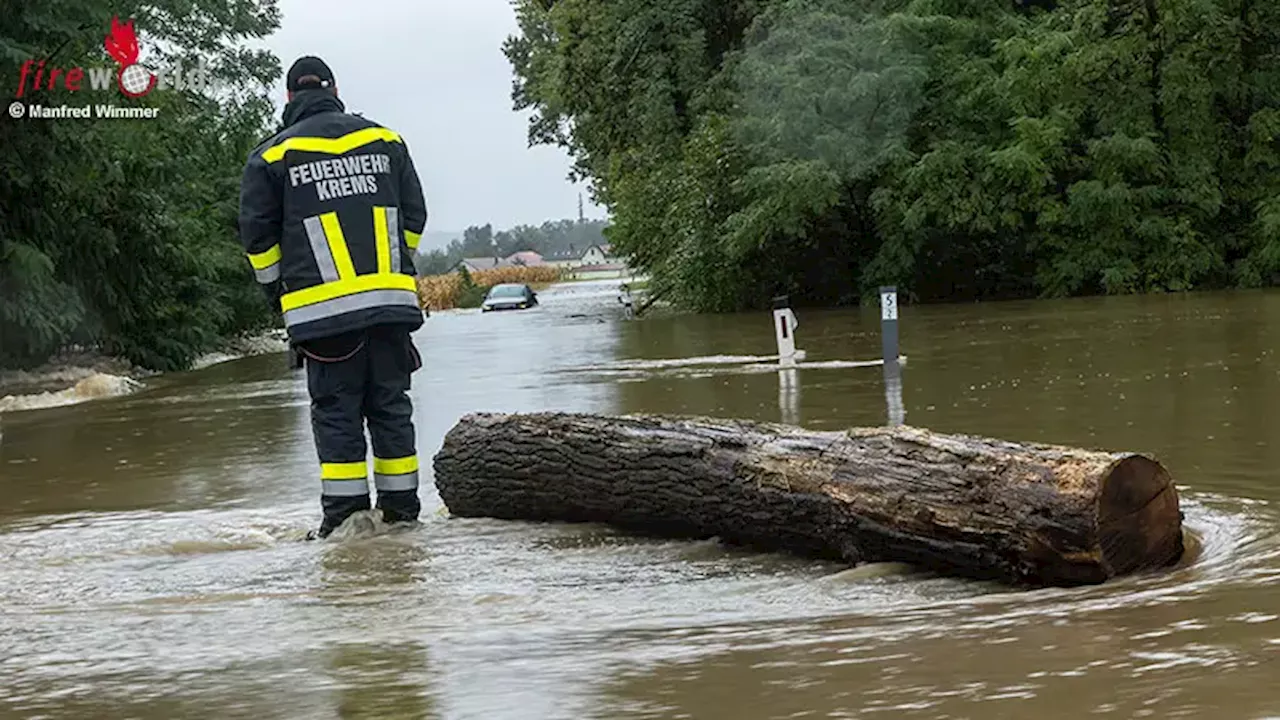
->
[543, 244, 616, 261]
[505, 251, 544, 266]
[455, 256, 511, 271]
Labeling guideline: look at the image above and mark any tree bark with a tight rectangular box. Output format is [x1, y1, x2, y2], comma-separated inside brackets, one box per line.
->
[432, 412, 1185, 587]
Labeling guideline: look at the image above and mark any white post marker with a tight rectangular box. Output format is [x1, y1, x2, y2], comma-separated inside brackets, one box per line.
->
[879, 285, 899, 366]
[618, 282, 634, 319]
[879, 285, 905, 426]
[772, 295, 800, 367]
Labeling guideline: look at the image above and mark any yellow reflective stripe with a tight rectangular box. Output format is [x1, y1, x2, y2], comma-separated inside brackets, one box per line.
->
[261, 127, 402, 164]
[318, 212, 356, 280]
[373, 455, 418, 476]
[374, 207, 391, 274]
[405, 230, 421, 250]
[320, 461, 366, 480]
[248, 244, 281, 270]
[280, 272, 418, 312]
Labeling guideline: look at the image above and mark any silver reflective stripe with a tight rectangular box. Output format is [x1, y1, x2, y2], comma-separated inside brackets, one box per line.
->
[255, 264, 280, 283]
[321, 479, 369, 497]
[385, 207, 401, 273]
[283, 288, 420, 327]
[375, 471, 419, 492]
[303, 215, 340, 282]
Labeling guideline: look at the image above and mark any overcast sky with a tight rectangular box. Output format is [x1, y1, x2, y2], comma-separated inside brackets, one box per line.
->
[262, 0, 606, 233]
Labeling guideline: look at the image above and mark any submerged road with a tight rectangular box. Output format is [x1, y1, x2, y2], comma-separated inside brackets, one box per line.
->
[2, 282, 1280, 719]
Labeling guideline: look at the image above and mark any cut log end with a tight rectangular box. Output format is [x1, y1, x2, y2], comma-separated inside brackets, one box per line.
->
[1097, 455, 1185, 576]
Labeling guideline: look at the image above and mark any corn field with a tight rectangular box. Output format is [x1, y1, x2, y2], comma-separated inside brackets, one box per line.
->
[416, 266, 563, 310]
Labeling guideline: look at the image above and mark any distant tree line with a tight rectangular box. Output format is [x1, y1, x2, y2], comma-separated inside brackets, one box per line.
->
[1, 1, 282, 371]
[414, 218, 609, 275]
[504, 0, 1280, 312]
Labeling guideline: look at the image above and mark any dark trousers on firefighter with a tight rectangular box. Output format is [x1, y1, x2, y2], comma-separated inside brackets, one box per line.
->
[301, 325, 422, 536]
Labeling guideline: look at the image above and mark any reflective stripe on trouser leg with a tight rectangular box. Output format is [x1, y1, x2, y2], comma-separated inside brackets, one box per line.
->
[365, 329, 419, 521]
[322, 478, 370, 496]
[307, 341, 371, 531]
[374, 455, 418, 492]
[321, 461, 369, 497]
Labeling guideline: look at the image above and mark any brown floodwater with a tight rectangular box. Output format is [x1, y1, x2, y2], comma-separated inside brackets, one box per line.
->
[2, 281, 1279, 719]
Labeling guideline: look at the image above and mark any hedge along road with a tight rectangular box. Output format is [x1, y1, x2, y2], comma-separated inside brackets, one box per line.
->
[1, 280, 1279, 719]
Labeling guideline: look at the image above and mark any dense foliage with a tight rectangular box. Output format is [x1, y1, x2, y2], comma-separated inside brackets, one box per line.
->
[505, 0, 1280, 311]
[0, 1, 282, 370]
[414, 218, 609, 275]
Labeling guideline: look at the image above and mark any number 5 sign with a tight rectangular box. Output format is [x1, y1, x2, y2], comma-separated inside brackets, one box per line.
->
[880, 289, 898, 321]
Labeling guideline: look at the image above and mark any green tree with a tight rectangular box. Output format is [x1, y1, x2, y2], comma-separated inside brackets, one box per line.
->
[0, 0, 281, 370]
[504, 0, 1280, 310]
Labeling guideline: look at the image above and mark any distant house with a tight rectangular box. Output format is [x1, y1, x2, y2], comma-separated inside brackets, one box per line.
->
[543, 247, 581, 268]
[453, 256, 512, 273]
[583, 242, 611, 265]
[541, 244, 623, 270]
[505, 251, 544, 267]
[578, 243, 622, 271]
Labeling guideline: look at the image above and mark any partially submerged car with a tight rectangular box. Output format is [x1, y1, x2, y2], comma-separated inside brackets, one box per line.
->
[481, 283, 539, 312]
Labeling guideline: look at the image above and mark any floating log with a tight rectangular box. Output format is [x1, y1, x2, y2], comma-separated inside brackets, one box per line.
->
[432, 413, 1184, 587]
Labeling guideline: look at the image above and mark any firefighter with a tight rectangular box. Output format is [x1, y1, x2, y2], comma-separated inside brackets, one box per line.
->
[237, 56, 428, 539]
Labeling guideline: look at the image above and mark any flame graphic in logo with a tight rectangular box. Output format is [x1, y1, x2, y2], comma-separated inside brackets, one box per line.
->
[103, 15, 156, 98]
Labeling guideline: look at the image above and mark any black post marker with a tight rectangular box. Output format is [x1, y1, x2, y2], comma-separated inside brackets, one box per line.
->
[879, 286, 905, 426]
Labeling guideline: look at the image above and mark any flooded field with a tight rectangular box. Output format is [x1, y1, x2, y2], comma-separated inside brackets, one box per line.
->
[2, 281, 1279, 719]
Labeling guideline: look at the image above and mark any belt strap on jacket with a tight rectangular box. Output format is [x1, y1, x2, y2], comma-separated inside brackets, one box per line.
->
[296, 338, 367, 363]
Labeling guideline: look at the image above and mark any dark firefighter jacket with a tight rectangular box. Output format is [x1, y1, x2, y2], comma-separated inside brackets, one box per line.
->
[238, 89, 427, 344]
